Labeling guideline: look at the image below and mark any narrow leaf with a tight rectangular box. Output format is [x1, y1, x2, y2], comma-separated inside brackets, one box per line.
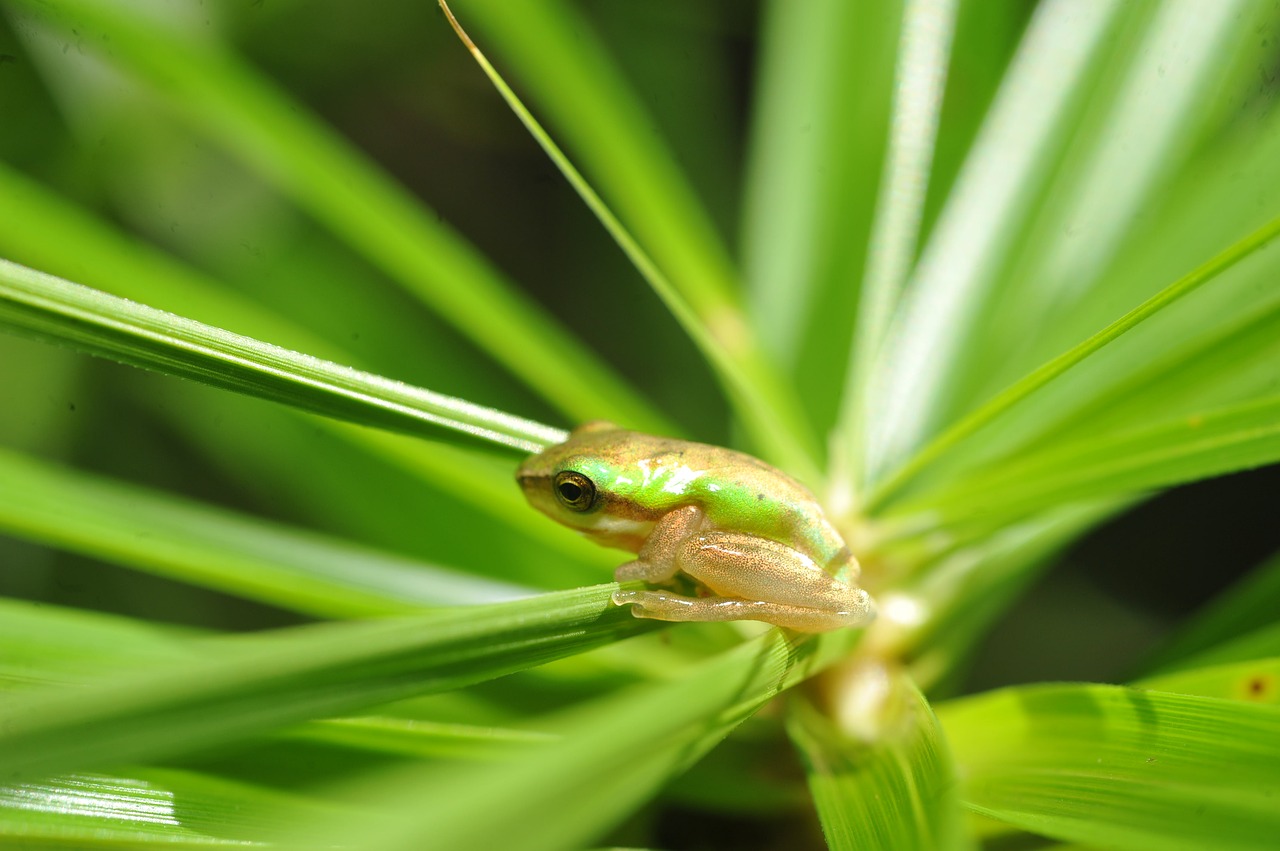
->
[290, 627, 867, 851]
[870, 211, 1280, 512]
[862, 0, 1123, 483]
[0, 258, 565, 453]
[969, 0, 1268, 400]
[964, 293, 1280, 484]
[458, 0, 740, 323]
[1, 598, 559, 765]
[837, 0, 958, 490]
[0, 598, 194, 688]
[438, 0, 821, 480]
[938, 682, 1280, 851]
[1139, 657, 1280, 705]
[0, 164, 584, 555]
[286, 716, 554, 761]
[0, 769, 332, 848]
[0, 585, 650, 781]
[10, 0, 665, 431]
[742, 0, 898, 375]
[786, 672, 969, 850]
[0, 447, 527, 618]
[890, 395, 1280, 529]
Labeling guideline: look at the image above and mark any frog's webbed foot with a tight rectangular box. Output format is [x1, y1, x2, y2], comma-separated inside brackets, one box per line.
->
[611, 589, 872, 633]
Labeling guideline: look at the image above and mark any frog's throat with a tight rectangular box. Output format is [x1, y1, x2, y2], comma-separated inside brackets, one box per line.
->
[582, 513, 654, 553]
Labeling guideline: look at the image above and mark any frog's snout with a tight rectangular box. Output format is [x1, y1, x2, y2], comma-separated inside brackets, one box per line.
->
[516, 472, 553, 509]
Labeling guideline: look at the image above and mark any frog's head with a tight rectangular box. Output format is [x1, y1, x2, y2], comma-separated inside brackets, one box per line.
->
[517, 420, 654, 551]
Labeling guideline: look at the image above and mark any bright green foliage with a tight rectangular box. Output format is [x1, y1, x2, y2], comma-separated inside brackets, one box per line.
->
[0, 0, 1278, 849]
[0, 258, 566, 454]
[0, 448, 527, 616]
[289, 628, 865, 851]
[0, 585, 650, 780]
[787, 673, 969, 851]
[939, 680, 1280, 851]
[0, 769, 340, 848]
[3, 0, 665, 434]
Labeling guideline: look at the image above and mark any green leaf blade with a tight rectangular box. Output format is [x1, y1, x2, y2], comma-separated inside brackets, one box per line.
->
[0, 447, 527, 618]
[0, 586, 652, 782]
[287, 626, 867, 851]
[870, 202, 1280, 515]
[837, 0, 958, 490]
[0, 258, 565, 453]
[787, 672, 969, 851]
[939, 683, 1280, 851]
[862, 0, 1124, 484]
[10, 0, 665, 432]
[743, 0, 910, 446]
[461, 0, 741, 322]
[892, 395, 1280, 530]
[439, 0, 823, 478]
[0, 767, 344, 849]
[1139, 658, 1280, 705]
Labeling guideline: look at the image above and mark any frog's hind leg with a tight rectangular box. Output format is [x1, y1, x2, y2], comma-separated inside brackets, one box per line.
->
[611, 589, 863, 633]
[677, 532, 872, 619]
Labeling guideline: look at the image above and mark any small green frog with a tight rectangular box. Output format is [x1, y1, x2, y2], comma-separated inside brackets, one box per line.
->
[518, 422, 875, 632]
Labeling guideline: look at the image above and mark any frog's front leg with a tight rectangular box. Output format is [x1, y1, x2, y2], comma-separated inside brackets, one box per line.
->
[613, 504, 705, 585]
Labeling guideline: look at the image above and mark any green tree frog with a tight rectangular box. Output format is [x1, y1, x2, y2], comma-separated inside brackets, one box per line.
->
[518, 422, 875, 632]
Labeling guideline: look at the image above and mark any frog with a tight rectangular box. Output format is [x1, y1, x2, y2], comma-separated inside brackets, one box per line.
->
[517, 421, 875, 632]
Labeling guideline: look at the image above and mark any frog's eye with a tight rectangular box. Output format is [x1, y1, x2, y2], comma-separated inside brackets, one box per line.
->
[553, 470, 597, 512]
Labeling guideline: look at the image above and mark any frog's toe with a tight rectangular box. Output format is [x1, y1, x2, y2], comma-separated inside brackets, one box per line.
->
[611, 589, 695, 621]
[611, 590, 660, 621]
[611, 589, 662, 619]
[611, 587, 874, 632]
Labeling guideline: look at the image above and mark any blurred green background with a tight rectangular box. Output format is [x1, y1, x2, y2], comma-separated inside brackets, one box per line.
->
[0, 0, 1275, 689]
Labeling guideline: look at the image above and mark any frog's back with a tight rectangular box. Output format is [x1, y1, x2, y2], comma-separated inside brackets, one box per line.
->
[629, 434, 849, 569]
[549, 426, 848, 566]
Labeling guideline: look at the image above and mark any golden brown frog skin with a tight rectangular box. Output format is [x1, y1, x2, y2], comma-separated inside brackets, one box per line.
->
[518, 422, 874, 632]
